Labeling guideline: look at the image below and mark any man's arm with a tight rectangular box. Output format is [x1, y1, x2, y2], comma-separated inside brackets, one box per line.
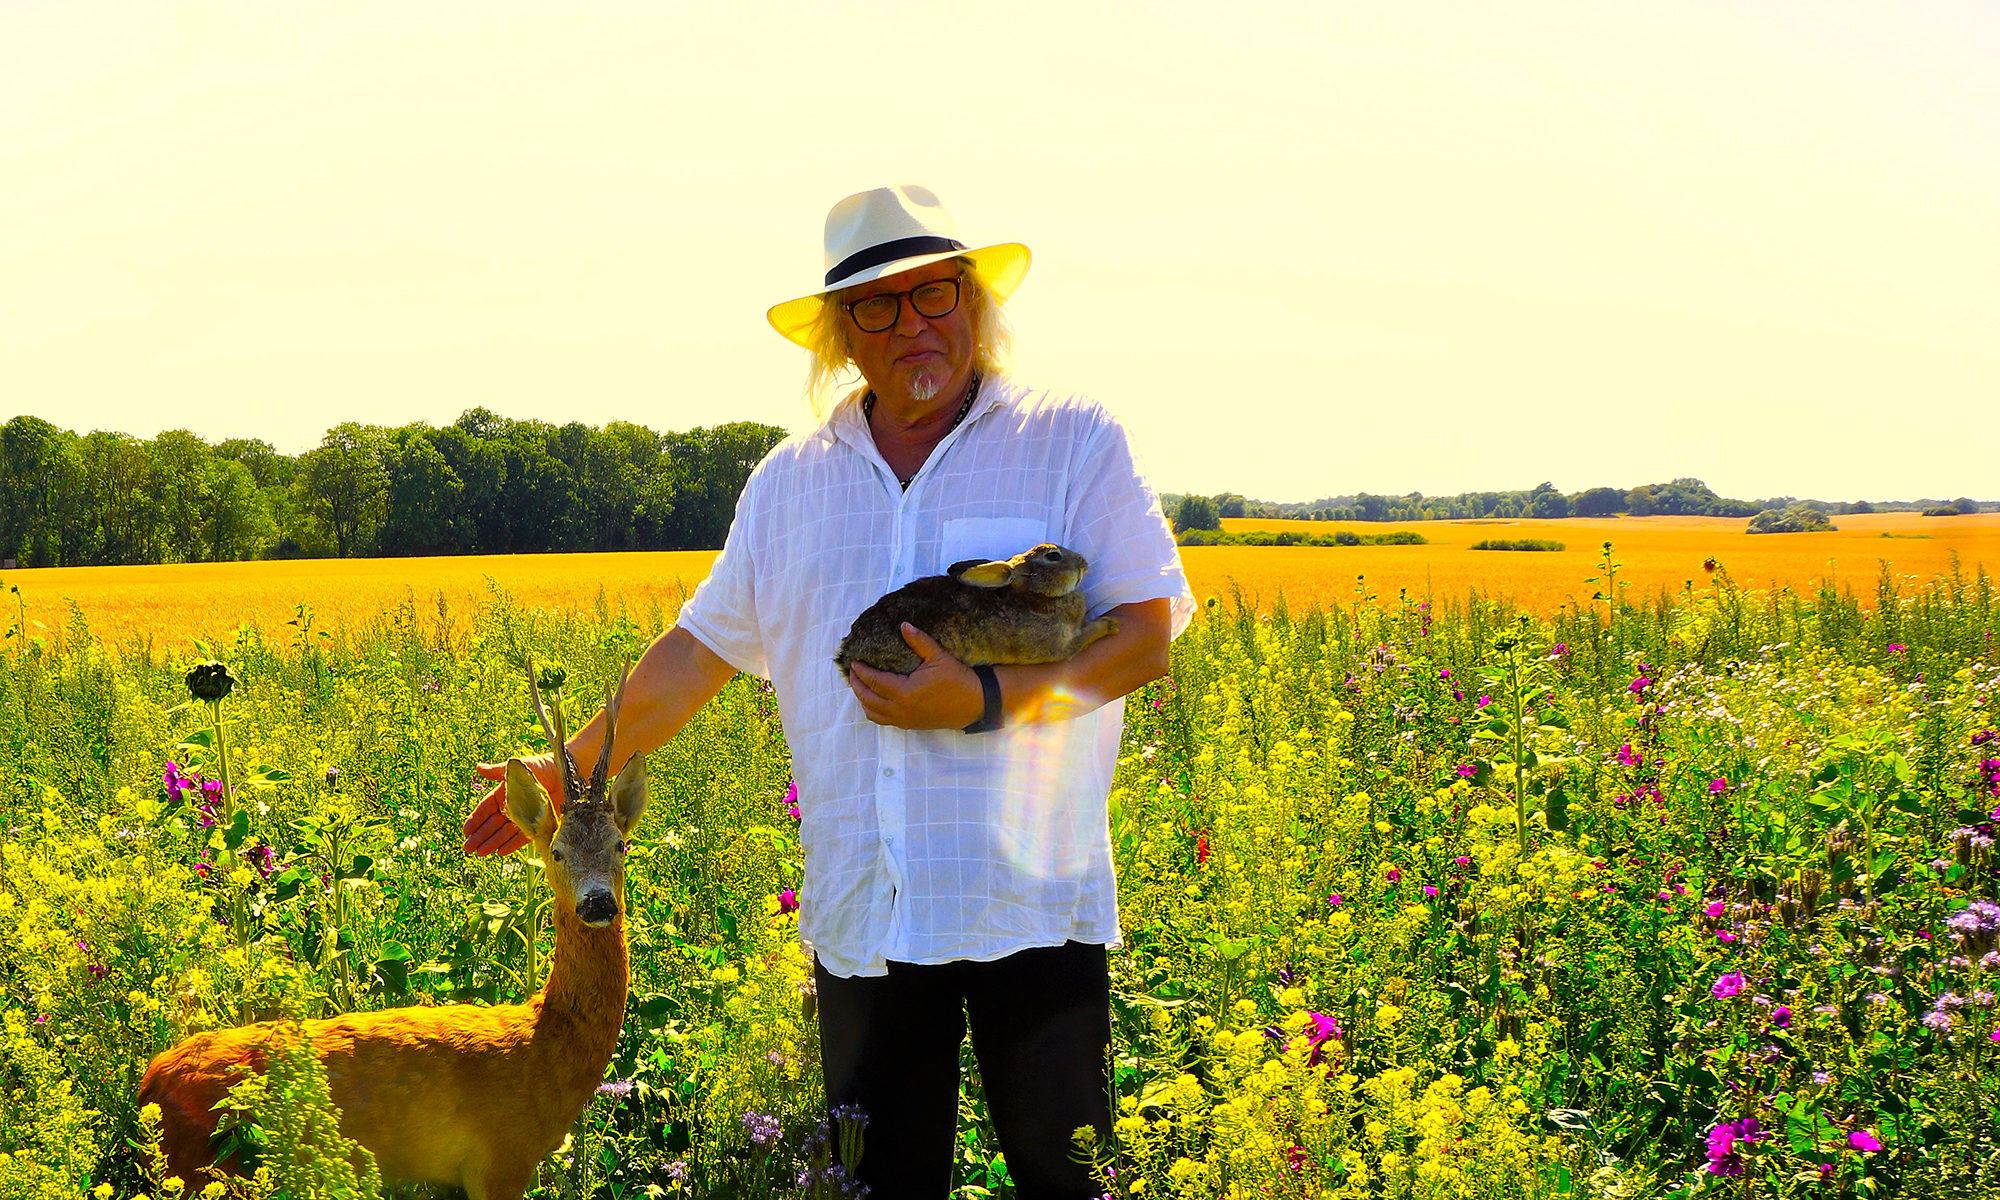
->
[845, 597, 1173, 730]
[462, 625, 741, 854]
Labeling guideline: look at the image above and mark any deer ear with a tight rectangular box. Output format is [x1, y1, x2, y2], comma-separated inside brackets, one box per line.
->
[957, 560, 1014, 588]
[609, 756, 648, 837]
[504, 759, 556, 844]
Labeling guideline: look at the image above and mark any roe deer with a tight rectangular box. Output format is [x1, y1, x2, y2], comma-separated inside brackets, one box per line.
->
[139, 659, 645, 1200]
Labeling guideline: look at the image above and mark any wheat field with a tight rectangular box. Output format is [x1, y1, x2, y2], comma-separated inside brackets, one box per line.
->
[3, 512, 1994, 654]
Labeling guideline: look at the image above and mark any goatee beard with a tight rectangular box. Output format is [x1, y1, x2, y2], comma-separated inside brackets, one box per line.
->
[907, 373, 942, 405]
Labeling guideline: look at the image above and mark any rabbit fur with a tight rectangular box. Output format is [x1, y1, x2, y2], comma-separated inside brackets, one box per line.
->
[834, 543, 1119, 677]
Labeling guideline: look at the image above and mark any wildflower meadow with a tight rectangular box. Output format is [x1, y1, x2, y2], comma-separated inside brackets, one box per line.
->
[2, 552, 1997, 1199]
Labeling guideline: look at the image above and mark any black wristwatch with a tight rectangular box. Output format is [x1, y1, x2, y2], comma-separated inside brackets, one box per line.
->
[963, 664, 1004, 734]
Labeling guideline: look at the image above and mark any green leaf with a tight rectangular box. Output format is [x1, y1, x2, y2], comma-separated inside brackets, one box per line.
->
[223, 809, 251, 851]
[179, 729, 215, 750]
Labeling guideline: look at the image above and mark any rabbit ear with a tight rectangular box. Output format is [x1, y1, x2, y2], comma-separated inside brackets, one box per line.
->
[958, 560, 1015, 588]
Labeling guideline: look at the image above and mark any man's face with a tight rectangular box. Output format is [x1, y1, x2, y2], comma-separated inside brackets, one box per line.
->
[839, 259, 975, 409]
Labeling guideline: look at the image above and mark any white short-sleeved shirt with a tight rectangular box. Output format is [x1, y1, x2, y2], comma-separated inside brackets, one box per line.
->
[673, 376, 1195, 977]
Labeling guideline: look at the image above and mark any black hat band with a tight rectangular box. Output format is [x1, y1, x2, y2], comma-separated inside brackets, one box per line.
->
[826, 235, 968, 287]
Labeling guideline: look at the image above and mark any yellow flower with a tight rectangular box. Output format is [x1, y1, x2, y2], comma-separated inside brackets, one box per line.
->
[1375, 1003, 1403, 1029]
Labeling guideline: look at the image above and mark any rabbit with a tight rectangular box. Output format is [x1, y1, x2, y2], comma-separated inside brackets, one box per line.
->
[835, 543, 1120, 677]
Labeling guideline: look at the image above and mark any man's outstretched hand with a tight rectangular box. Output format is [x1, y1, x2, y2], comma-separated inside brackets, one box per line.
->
[461, 753, 561, 855]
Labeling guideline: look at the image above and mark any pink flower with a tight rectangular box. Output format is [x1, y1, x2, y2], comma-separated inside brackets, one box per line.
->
[1453, 855, 1471, 866]
[1848, 1129, 1882, 1153]
[783, 781, 800, 820]
[1326, 892, 1343, 909]
[1711, 970, 1745, 999]
[777, 887, 799, 915]
[1887, 643, 1906, 654]
[1705, 900, 1727, 918]
[1422, 885, 1439, 898]
[1709, 778, 1729, 795]
[1385, 867, 1401, 884]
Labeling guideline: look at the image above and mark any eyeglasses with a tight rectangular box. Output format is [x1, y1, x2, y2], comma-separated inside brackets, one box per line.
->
[842, 275, 962, 334]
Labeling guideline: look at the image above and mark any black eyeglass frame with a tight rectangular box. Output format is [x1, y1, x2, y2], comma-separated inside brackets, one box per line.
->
[840, 274, 964, 334]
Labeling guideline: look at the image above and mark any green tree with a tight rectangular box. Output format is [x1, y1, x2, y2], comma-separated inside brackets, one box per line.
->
[1172, 493, 1221, 533]
[0, 416, 75, 565]
[1530, 489, 1570, 519]
[296, 424, 390, 556]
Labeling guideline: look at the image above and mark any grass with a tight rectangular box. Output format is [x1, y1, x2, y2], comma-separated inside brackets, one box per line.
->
[2, 545, 1998, 1197]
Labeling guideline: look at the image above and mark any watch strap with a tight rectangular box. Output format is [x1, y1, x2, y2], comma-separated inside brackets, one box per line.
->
[963, 663, 1004, 734]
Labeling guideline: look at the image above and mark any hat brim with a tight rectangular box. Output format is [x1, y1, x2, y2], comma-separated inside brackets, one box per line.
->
[766, 242, 1031, 347]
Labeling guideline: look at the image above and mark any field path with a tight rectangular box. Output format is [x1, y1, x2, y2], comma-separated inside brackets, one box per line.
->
[3, 513, 1994, 654]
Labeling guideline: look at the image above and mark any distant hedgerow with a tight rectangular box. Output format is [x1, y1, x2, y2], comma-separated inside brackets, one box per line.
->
[1471, 539, 1566, 552]
[1176, 528, 1430, 548]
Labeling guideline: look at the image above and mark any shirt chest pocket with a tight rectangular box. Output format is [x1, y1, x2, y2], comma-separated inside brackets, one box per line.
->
[939, 516, 1049, 575]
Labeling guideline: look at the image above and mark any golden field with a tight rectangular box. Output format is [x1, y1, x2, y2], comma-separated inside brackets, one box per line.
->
[2, 512, 1994, 655]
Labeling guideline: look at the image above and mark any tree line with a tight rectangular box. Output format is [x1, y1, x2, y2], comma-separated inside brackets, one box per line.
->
[1167, 478, 1986, 528]
[0, 410, 787, 567]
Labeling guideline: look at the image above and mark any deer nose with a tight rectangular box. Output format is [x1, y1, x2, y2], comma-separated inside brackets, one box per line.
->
[576, 888, 618, 926]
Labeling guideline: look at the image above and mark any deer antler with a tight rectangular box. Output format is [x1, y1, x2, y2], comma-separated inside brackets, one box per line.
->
[524, 655, 585, 804]
[587, 655, 634, 802]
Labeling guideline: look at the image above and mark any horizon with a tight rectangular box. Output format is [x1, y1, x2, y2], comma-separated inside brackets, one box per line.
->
[4, 2, 1995, 501]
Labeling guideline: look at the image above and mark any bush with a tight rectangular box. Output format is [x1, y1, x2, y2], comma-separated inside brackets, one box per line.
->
[1747, 505, 1837, 534]
[1471, 539, 1566, 552]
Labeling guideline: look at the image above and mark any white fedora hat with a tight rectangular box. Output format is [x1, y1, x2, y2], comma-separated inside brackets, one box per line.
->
[767, 185, 1031, 347]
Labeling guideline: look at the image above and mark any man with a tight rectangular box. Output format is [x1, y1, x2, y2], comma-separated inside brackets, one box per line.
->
[463, 185, 1193, 1197]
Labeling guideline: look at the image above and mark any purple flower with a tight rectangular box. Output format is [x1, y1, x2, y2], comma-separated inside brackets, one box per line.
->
[1887, 643, 1906, 654]
[1439, 669, 1451, 680]
[1628, 675, 1652, 695]
[778, 887, 799, 915]
[783, 780, 800, 820]
[1454, 855, 1471, 866]
[1711, 970, 1745, 999]
[1616, 744, 1643, 768]
[1848, 1129, 1882, 1153]
[1704, 1116, 1765, 1175]
[1548, 643, 1569, 660]
[597, 1079, 635, 1098]
[1455, 763, 1477, 778]
[1326, 892, 1343, 909]
[741, 1109, 782, 1147]
[1476, 695, 1492, 709]
[1770, 1006, 1791, 1028]
[1422, 885, 1439, 898]
[1709, 778, 1729, 795]
[1385, 867, 1401, 884]
[1705, 900, 1727, 918]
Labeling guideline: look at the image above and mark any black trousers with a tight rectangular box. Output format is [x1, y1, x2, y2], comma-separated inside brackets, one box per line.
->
[813, 940, 1113, 1200]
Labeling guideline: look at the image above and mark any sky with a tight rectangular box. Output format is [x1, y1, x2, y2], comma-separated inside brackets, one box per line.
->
[4, 1, 1995, 504]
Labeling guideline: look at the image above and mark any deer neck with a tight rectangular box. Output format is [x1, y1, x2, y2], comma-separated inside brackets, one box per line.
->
[536, 900, 629, 1076]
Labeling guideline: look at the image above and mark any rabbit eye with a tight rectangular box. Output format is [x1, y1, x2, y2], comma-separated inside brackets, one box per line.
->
[1043, 550, 1062, 561]
[616, 840, 628, 855]
[550, 848, 564, 863]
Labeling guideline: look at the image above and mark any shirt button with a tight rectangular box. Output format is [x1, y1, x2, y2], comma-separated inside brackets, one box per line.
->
[882, 767, 895, 778]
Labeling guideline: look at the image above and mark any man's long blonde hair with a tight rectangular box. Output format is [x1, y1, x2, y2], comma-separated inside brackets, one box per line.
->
[803, 259, 1014, 419]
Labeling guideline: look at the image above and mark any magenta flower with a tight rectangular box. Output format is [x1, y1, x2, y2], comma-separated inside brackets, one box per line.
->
[1384, 867, 1400, 884]
[1848, 1129, 1882, 1153]
[1422, 885, 1439, 898]
[1455, 763, 1476, 778]
[1711, 970, 1745, 999]
[1628, 675, 1652, 694]
[778, 887, 799, 915]
[783, 781, 801, 821]
[1476, 695, 1492, 709]
[1326, 892, 1343, 909]
[1770, 1006, 1791, 1028]
[1887, 643, 1906, 654]
[1709, 778, 1729, 795]
[1616, 744, 1643, 768]
[1453, 855, 1471, 866]
[1705, 900, 1727, 918]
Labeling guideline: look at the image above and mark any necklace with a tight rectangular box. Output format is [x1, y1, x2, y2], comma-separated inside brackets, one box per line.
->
[864, 373, 981, 490]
